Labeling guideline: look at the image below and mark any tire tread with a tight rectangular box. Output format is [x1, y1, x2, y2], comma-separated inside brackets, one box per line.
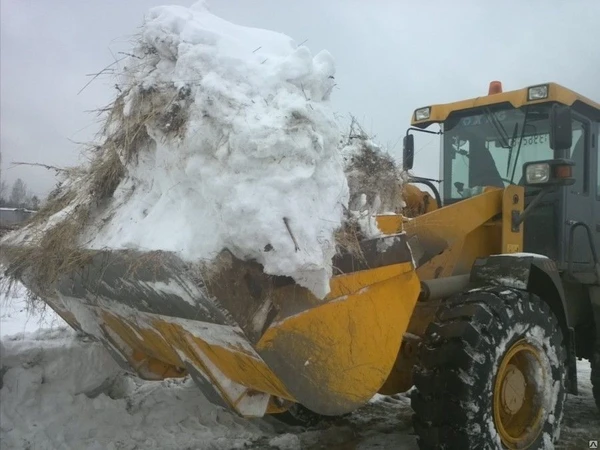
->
[411, 287, 566, 450]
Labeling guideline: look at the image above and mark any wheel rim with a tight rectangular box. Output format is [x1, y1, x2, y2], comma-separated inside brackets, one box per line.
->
[493, 339, 547, 449]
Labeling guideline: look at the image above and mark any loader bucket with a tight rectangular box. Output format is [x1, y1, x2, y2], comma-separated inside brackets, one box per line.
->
[1, 232, 420, 418]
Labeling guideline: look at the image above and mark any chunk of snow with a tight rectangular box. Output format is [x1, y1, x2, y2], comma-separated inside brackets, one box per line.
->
[497, 252, 549, 258]
[458, 369, 475, 385]
[97, 3, 347, 298]
[269, 434, 301, 450]
[495, 276, 527, 290]
[340, 133, 404, 239]
[543, 432, 554, 449]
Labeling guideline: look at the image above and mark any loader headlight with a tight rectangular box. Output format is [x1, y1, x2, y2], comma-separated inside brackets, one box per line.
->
[528, 84, 549, 101]
[414, 107, 431, 121]
[525, 163, 550, 184]
[522, 159, 575, 187]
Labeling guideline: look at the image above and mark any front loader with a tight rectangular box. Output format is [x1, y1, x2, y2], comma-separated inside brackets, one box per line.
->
[395, 81, 600, 449]
[1, 81, 599, 450]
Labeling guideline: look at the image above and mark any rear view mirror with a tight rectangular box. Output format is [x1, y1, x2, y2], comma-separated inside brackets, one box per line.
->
[549, 104, 572, 154]
[403, 134, 414, 171]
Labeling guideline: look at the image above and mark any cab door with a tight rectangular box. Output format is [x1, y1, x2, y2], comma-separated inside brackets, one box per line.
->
[563, 116, 595, 272]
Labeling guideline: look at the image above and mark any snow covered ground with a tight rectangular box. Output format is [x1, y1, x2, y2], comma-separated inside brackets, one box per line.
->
[1, 285, 598, 449]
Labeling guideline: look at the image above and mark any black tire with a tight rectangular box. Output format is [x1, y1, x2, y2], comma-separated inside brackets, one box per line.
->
[592, 346, 600, 414]
[411, 287, 567, 450]
[272, 403, 328, 428]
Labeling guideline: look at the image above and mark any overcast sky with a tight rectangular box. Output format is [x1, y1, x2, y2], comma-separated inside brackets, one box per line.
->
[1, 0, 599, 196]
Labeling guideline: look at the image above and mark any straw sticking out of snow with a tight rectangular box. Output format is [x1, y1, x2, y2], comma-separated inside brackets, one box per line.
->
[71, 2, 350, 298]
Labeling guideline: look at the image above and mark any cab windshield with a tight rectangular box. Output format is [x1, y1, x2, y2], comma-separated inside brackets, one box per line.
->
[442, 104, 585, 201]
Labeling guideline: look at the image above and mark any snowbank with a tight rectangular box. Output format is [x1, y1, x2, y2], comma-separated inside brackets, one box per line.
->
[0, 284, 268, 449]
[0, 328, 269, 450]
[0, 282, 62, 336]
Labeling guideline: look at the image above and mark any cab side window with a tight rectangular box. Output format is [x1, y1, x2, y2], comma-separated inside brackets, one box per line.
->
[570, 120, 587, 195]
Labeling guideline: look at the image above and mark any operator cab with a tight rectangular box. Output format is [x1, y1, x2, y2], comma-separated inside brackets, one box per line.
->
[403, 81, 600, 277]
[441, 103, 583, 201]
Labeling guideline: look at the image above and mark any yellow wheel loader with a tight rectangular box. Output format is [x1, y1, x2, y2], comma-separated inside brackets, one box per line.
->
[399, 81, 600, 449]
[2, 81, 599, 449]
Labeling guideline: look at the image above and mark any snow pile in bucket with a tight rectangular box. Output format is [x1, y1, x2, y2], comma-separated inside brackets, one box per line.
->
[85, 2, 349, 298]
[0, 2, 405, 300]
[1, 1, 348, 298]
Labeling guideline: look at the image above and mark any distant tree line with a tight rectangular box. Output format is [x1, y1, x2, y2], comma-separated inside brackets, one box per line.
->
[0, 150, 41, 210]
[0, 178, 40, 210]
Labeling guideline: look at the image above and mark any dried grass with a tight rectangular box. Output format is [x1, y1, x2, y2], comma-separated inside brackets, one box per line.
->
[2, 204, 92, 294]
[334, 219, 367, 265]
[89, 148, 126, 201]
[345, 145, 404, 214]
[1, 51, 195, 294]
[194, 251, 235, 287]
[23, 189, 78, 229]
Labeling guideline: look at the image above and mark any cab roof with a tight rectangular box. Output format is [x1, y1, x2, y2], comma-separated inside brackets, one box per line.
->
[411, 82, 600, 128]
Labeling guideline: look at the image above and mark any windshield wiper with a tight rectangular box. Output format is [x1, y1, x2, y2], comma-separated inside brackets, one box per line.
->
[509, 107, 530, 182]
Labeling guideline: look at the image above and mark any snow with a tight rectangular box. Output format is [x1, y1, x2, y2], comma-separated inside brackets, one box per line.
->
[543, 432, 554, 449]
[77, 292, 260, 354]
[494, 276, 528, 290]
[1, 1, 595, 448]
[340, 133, 404, 239]
[499, 252, 550, 258]
[458, 368, 475, 386]
[0, 207, 36, 214]
[483, 322, 567, 448]
[1, 330, 269, 450]
[139, 280, 201, 307]
[59, 295, 106, 340]
[269, 434, 301, 450]
[183, 336, 271, 417]
[0, 283, 62, 336]
[75, 1, 350, 299]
